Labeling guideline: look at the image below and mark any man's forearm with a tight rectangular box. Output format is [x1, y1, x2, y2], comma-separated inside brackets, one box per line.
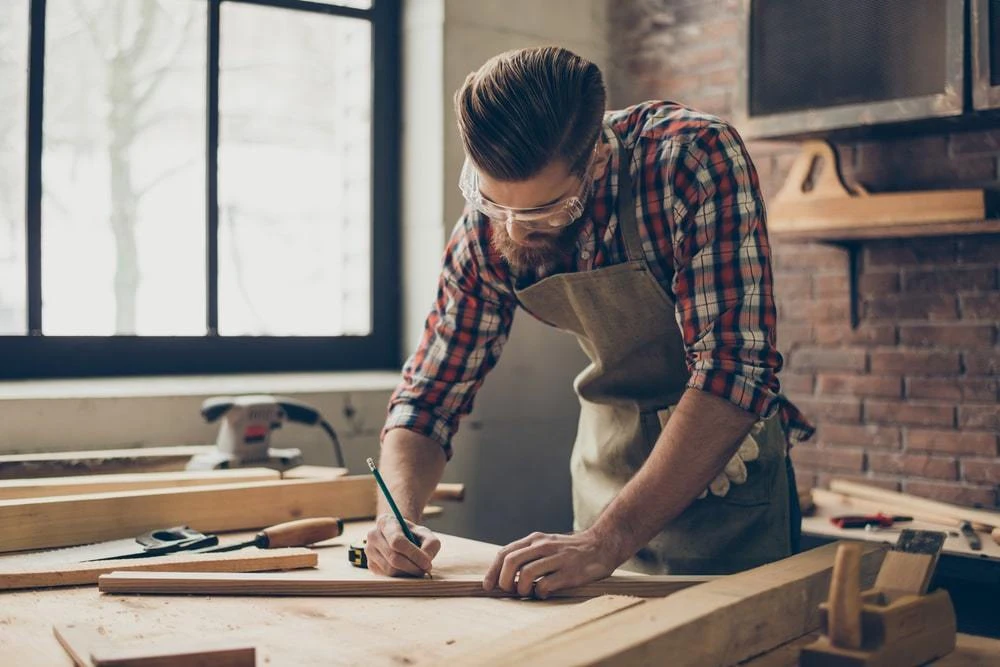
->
[589, 388, 757, 563]
[377, 428, 447, 522]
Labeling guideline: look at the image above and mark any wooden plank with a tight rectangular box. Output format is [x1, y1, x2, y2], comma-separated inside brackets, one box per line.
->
[770, 218, 1000, 242]
[284, 467, 465, 502]
[0, 547, 317, 591]
[477, 542, 886, 667]
[0, 468, 280, 500]
[97, 571, 712, 598]
[456, 596, 647, 666]
[829, 480, 1000, 529]
[742, 633, 1000, 667]
[0, 446, 213, 480]
[0, 476, 376, 553]
[811, 488, 961, 527]
[55, 624, 256, 667]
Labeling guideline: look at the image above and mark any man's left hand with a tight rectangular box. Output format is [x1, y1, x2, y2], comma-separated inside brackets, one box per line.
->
[482, 528, 622, 599]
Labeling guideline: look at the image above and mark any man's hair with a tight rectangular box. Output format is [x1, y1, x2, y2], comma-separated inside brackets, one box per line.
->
[454, 46, 606, 181]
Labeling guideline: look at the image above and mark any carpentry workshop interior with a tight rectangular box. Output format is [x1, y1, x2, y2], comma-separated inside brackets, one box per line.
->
[2, 0, 1000, 665]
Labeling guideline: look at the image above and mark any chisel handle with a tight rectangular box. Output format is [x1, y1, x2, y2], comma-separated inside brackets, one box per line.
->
[827, 542, 863, 649]
[431, 483, 465, 501]
[258, 517, 344, 549]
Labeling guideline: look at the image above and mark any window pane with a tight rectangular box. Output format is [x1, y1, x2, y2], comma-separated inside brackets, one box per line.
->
[219, 5, 371, 336]
[0, 1, 28, 335]
[42, 0, 206, 335]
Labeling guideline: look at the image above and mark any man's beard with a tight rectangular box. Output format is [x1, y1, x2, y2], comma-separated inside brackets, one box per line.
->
[489, 218, 585, 272]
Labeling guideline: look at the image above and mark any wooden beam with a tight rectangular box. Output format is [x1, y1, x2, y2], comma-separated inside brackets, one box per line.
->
[0, 446, 213, 479]
[0, 468, 280, 500]
[96, 571, 713, 598]
[284, 466, 465, 502]
[0, 476, 376, 553]
[0, 547, 317, 591]
[811, 488, 961, 527]
[474, 542, 885, 667]
[830, 479, 1000, 529]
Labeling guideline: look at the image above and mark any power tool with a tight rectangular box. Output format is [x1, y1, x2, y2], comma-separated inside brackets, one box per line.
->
[186, 394, 345, 472]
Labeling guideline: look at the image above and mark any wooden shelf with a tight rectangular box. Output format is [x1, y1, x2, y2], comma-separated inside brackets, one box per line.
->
[770, 218, 1000, 243]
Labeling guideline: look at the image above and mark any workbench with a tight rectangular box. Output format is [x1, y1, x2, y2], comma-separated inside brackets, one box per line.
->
[2, 521, 999, 666]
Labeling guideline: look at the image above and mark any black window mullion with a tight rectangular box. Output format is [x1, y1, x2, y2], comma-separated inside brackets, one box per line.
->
[25, 0, 46, 336]
[206, 0, 221, 335]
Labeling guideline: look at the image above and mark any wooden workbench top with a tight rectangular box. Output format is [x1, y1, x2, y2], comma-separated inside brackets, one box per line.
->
[0, 521, 569, 666]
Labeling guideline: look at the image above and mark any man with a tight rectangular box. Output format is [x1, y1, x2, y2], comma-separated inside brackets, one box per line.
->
[366, 46, 813, 597]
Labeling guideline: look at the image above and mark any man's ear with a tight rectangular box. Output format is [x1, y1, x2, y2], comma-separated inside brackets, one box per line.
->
[591, 143, 613, 181]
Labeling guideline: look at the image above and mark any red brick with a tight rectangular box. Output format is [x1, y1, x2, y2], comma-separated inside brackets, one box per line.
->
[794, 397, 862, 424]
[960, 293, 1000, 319]
[790, 445, 865, 472]
[779, 298, 851, 323]
[780, 373, 815, 395]
[903, 480, 997, 508]
[816, 473, 901, 491]
[818, 423, 901, 450]
[906, 377, 999, 402]
[703, 68, 736, 87]
[868, 452, 957, 480]
[864, 294, 958, 320]
[869, 350, 960, 375]
[958, 404, 1000, 431]
[776, 324, 815, 351]
[771, 244, 848, 271]
[899, 324, 995, 348]
[962, 459, 1000, 485]
[814, 325, 897, 346]
[955, 235, 1000, 264]
[864, 400, 955, 427]
[816, 373, 901, 398]
[864, 239, 956, 269]
[949, 129, 1000, 155]
[902, 268, 996, 293]
[815, 273, 851, 297]
[906, 429, 998, 456]
[964, 350, 1000, 375]
[791, 348, 867, 373]
[857, 272, 900, 297]
[774, 272, 813, 298]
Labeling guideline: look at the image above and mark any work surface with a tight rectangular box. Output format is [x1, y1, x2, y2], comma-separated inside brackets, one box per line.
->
[2, 521, 998, 666]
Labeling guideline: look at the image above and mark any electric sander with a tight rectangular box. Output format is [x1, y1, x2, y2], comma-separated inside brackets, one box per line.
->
[186, 394, 345, 472]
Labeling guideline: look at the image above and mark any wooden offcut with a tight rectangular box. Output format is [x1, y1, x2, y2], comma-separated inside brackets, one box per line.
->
[0, 476, 376, 553]
[0, 446, 213, 480]
[0, 547, 317, 591]
[96, 571, 712, 598]
[475, 542, 885, 667]
[829, 480, 1000, 530]
[54, 624, 255, 667]
[0, 468, 281, 500]
[768, 141, 996, 241]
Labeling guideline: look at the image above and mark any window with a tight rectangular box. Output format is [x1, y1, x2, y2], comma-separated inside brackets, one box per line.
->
[0, 0, 399, 379]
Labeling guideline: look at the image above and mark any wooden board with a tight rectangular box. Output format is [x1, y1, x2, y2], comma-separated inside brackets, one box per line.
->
[0, 476, 377, 553]
[0, 446, 214, 480]
[54, 624, 255, 667]
[476, 542, 886, 667]
[741, 632, 1000, 667]
[811, 488, 962, 528]
[829, 480, 1000, 530]
[97, 571, 712, 599]
[0, 547, 318, 591]
[0, 468, 281, 500]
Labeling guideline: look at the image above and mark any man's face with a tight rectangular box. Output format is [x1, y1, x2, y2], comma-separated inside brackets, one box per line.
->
[478, 159, 590, 270]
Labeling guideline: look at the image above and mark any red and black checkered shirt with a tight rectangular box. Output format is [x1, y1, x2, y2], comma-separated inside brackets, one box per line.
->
[384, 101, 814, 458]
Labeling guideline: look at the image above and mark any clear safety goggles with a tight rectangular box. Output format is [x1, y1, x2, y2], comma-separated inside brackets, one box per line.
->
[458, 146, 600, 231]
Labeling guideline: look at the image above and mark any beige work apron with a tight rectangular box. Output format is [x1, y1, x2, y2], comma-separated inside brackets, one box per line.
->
[514, 128, 792, 575]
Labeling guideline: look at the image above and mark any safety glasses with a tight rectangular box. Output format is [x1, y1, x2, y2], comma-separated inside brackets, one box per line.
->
[458, 145, 600, 231]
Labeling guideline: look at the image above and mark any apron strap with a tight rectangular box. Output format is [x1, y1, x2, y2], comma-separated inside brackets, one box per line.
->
[610, 128, 646, 266]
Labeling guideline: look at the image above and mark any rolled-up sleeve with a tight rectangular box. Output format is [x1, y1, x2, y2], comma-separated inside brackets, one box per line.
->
[382, 213, 517, 459]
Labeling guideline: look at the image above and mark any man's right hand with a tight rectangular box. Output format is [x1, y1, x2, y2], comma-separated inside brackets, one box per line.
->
[364, 513, 441, 576]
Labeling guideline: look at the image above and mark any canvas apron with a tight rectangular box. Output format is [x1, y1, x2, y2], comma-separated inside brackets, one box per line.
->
[514, 130, 792, 575]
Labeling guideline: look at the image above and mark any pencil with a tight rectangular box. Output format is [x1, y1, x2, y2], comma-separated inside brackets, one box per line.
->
[366, 457, 420, 546]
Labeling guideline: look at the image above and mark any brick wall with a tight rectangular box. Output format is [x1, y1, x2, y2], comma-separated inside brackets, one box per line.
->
[610, 0, 1000, 508]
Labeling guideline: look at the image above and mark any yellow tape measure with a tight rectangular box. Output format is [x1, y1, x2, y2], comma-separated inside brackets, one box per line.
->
[348, 539, 367, 568]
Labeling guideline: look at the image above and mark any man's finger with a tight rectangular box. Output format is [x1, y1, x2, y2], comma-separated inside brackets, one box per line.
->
[483, 532, 545, 590]
[413, 527, 441, 561]
[388, 532, 433, 572]
[497, 540, 559, 592]
[515, 554, 562, 598]
[531, 568, 583, 600]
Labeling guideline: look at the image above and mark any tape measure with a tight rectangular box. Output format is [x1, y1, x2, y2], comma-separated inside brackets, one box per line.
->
[348, 540, 368, 568]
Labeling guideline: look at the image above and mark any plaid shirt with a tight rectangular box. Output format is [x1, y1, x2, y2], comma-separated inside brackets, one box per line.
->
[384, 101, 814, 458]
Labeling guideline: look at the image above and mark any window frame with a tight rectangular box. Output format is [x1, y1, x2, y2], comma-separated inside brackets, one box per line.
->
[3, 0, 400, 380]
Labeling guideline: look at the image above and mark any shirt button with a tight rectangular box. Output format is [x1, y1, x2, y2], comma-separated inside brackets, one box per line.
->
[581, 251, 591, 260]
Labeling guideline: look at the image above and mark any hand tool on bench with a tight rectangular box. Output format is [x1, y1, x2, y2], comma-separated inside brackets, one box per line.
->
[830, 513, 912, 529]
[196, 517, 343, 553]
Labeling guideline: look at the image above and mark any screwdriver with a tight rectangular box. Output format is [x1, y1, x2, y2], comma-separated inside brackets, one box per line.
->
[199, 517, 344, 553]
